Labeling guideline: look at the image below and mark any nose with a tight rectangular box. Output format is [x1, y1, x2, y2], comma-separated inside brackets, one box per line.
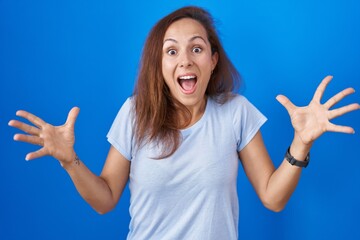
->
[179, 52, 193, 68]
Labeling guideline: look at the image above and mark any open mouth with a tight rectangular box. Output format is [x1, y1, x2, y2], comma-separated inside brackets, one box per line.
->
[178, 75, 197, 94]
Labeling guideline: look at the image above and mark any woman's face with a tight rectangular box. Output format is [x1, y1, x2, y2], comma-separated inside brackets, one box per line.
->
[162, 18, 218, 113]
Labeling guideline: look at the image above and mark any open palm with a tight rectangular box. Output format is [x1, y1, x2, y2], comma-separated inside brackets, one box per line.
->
[9, 107, 80, 163]
[276, 76, 359, 145]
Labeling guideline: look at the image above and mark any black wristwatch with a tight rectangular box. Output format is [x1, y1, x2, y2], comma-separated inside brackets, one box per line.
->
[285, 147, 310, 168]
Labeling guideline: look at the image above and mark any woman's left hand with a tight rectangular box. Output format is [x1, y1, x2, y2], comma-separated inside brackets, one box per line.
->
[276, 75, 360, 146]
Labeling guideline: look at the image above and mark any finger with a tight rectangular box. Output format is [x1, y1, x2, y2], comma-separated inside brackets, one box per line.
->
[324, 87, 355, 109]
[327, 122, 355, 134]
[276, 94, 296, 113]
[14, 134, 44, 146]
[16, 110, 46, 128]
[8, 120, 41, 136]
[26, 148, 48, 161]
[328, 103, 360, 120]
[312, 75, 333, 102]
[65, 107, 80, 127]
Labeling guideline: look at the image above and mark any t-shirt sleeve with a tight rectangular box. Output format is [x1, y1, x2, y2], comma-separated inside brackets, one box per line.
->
[107, 98, 134, 161]
[232, 95, 267, 152]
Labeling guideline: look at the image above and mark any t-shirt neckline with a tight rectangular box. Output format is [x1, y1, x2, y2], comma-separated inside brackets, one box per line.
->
[180, 98, 211, 136]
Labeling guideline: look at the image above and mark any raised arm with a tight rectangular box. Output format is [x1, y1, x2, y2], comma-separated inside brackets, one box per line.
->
[8, 108, 130, 214]
[239, 76, 360, 212]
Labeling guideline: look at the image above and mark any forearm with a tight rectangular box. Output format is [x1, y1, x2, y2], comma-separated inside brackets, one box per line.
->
[62, 153, 116, 214]
[264, 135, 311, 211]
[9, 108, 128, 214]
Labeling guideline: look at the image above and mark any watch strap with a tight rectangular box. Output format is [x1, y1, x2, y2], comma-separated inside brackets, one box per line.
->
[285, 147, 310, 168]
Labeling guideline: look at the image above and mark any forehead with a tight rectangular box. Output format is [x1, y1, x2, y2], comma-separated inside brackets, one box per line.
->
[164, 18, 208, 41]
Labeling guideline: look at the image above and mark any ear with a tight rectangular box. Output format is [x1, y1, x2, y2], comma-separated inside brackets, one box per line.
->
[211, 52, 219, 71]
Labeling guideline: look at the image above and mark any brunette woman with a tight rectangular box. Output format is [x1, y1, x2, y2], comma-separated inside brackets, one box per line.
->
[9, 6, 359, 239]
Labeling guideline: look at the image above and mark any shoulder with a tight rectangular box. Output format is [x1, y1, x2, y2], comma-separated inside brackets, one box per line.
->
[110, 96, 136, 127]
[206, 94, 255, 125]
[211, 93, 266, 127]
[123, 96, 135, 108]
[116, 96, 135, 116]
[209, 94, 252, 111]
[227, 94, 250, 106]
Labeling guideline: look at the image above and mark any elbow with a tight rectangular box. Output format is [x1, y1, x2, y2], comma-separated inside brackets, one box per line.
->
[94, 205, 114, 215]
[84, 194, 117, 215]
[264, 203, 285, 213]
[261, 196, 286, 212]
[89, 201, 116, 215]
[96, 209, 109, 215]
[97, 211, 109, 215]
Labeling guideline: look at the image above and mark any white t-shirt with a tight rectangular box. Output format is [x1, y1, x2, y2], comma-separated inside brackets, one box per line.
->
[107, 94, 267, 240]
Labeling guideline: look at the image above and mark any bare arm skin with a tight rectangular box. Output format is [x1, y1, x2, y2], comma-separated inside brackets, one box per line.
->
[239, 76, 360, 212]
[9, 76, 359, 214]
[239, 132, 305, 212]
[8, 108, 130, 214]
[63, 147, 130, 214]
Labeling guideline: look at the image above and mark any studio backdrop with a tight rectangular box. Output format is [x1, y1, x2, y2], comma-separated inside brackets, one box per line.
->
[1, 0, 359, 239]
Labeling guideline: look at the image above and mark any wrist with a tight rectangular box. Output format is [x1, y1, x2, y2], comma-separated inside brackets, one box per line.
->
[60, 151, 80, 171]
[290, 134, 312, 161]
[285, 146, 310, 168]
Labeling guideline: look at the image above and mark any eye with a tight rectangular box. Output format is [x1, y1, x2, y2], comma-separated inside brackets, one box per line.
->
[192, 47, 202, 53]
[167, 49, 177, 55]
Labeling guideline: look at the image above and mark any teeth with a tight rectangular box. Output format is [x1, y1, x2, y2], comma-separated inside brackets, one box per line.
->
[179, 75, 196, 80]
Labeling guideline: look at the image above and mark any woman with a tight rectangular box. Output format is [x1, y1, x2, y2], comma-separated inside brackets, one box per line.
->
[8, 6, 359, 239]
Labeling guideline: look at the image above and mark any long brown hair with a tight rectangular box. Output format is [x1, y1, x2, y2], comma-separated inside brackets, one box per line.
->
[133, 6, 241, 158]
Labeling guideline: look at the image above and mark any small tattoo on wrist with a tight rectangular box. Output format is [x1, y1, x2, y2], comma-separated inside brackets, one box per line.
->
[74, 155, 80, 166]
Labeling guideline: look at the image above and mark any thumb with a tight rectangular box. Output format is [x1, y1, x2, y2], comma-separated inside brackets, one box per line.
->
[65, 107, 80, 126]
[276, 94, 296, 113]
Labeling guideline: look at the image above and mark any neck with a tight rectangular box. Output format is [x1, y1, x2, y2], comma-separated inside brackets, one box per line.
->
[181, 96, 207, 129]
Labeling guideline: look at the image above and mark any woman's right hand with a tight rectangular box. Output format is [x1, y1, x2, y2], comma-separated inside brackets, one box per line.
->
[8, 107, 80, 166]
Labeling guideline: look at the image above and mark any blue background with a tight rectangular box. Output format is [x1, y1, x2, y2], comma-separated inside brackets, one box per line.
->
[1, 0, 359, 239]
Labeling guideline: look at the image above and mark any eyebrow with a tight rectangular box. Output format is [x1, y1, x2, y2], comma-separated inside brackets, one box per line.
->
[163, 35, 208, 45]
